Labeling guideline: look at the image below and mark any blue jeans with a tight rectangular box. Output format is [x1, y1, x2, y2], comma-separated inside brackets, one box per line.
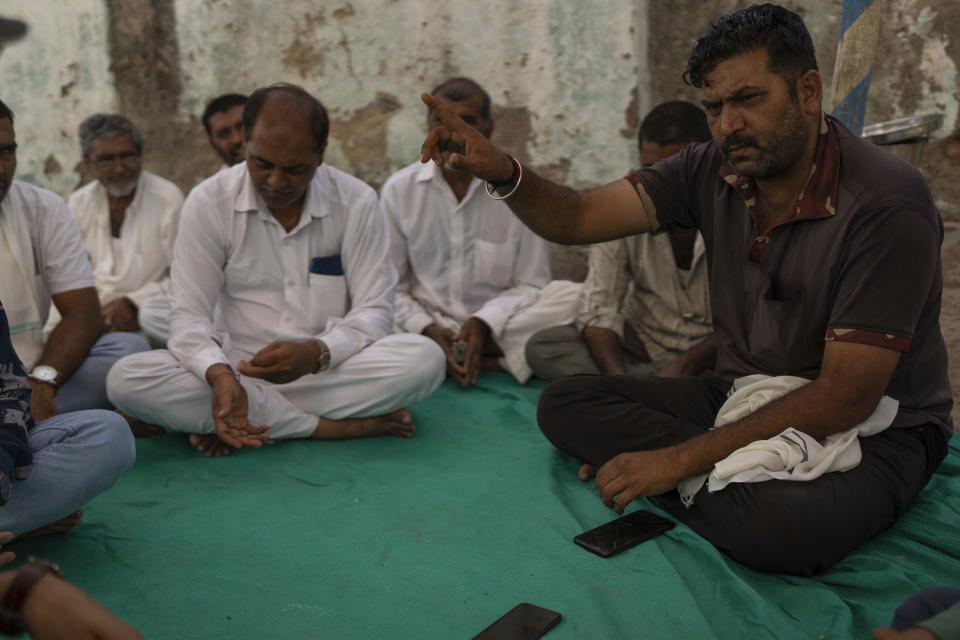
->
[0, 410, 135, 536]
[57, 333, 151, 413]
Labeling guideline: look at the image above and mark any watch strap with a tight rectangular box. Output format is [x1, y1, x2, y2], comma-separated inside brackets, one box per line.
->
[0, 559, 62, 634]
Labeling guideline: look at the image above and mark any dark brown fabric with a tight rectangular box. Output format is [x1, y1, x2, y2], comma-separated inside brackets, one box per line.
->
[538, 374, 949, 576]
[629, 116, 953, 433]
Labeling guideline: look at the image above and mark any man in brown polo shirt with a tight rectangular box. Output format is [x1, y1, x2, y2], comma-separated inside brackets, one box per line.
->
[419, 3, 952, 576]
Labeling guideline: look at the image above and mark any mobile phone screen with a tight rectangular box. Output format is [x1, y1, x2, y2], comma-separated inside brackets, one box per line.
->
[574, 509, 675, 558]
[471, 602, 562, 640]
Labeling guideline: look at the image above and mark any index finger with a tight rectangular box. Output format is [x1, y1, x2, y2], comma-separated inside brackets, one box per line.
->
[237, 361, 286, 379]
[249, 344, 285, 367]
[420, 93, 472, 134]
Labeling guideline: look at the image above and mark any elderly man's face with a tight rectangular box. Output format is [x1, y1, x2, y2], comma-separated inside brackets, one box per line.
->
[428, 93, 492, 167]
[0, 118, 16, 203]
[88, 134, 141, 197]
[209, 105, 245, 166]
[700, 48, 812, 179]
[245, 102, 321, 213]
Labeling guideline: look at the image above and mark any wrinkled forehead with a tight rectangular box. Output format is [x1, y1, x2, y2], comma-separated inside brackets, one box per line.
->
[90, 133, 138, 155]
[700, 49, 776, 100]
[210, 105, 244, 130]
[428, 93, 486, 121]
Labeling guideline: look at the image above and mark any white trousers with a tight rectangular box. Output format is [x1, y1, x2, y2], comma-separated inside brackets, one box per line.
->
[106, 334, 445, 440]
[424, 280, 582, 384]
[138, 294, 171, 346]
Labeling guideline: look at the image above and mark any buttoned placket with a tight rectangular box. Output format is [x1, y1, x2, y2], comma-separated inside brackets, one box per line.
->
[438, 175, 484, 321]
[264, 209, 313, 336]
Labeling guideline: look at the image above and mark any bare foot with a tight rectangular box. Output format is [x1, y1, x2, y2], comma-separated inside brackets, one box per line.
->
[312, 409, 416, 440]
[578, 464, 597, 481]
[189, 434, 234, 457]
[118, 412, 164, 438]
[20, 511, 83, 539]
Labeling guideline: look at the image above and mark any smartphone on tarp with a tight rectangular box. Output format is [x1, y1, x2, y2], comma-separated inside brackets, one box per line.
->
[471, 602, 562, 640]
[574, 509, 675, 558]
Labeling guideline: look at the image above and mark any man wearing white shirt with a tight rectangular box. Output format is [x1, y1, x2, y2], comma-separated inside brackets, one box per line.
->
[383, 77, 579, 387]
[65, 114, 184, 345]
[107, 84, 445, 457]
[202, 93, 247, 168]
[525, 102, 715, 381]
[0, 100, 150, 421]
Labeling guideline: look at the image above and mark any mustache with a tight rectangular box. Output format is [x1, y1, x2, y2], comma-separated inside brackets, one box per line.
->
[721, 134, 760, 155]
[260, 188, 295, 199]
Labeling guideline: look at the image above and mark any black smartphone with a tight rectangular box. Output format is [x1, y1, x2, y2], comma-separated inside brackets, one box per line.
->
[471, 602, 562, 640]
[574, 509, 675, 558]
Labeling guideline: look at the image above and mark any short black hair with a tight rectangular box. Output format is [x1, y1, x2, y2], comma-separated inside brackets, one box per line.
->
[684, 4, 818, 92]
[0, 99, 13, 124]
[242, 84, 329, 154]
[640, 101, 711, 146]
[202, 93, 247, 136]
[430, 77, 491, 122]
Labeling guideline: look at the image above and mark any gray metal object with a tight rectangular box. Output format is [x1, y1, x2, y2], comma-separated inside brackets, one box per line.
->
[862, 113, 944, 167]
[862, 114, 944, 145]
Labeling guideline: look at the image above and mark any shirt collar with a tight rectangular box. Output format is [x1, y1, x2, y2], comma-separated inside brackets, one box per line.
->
[416, 160, 484, 202]
[719, 113, 841, 222]
[234, 163, 330, 220]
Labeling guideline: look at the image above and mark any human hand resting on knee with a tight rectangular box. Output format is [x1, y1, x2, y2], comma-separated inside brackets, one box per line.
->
[595, 449, 685, 514]
[28, 381, 57, 423]
[237, 340, 324, 384]
[102, 297, 139, 333]
[454, 318, 489, 388]
[205, 364, 268, 450]
[423, 324, 470, 385]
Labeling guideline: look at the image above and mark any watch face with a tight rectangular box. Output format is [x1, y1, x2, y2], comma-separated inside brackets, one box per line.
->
[31, 366, 59, 383]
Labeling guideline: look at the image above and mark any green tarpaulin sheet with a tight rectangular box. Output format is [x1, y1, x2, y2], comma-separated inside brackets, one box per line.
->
[14, 374, 960, 638]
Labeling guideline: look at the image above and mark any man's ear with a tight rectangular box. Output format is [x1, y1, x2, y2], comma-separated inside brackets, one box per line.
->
[797, 69, 822, 116]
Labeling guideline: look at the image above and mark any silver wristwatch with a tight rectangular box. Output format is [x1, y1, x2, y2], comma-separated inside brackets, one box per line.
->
[314, 340, 331, 373]
[28, 365, 62, 388]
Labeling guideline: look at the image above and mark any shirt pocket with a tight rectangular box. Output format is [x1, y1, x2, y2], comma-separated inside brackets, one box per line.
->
[747, 288, 817, 374]
[473, 239, 514, 289]
[307, 272, 349, 323]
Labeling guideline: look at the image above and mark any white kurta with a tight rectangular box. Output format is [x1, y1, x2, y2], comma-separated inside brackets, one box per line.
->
[106, 162, 444, 439]
[575, 231, 712, 366]
[0, 181, 95, 369]
[68, 170, 184, 308]
[382, 161, 577, 383]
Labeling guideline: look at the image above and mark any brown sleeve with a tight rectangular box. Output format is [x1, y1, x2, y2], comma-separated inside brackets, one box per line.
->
[827, 207, 941, 352]
[624, 142, 715, 231]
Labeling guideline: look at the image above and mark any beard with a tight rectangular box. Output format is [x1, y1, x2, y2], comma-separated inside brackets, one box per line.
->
[721, 100, 810, 180]
[218, 143, 245, 166]
[102, 174, 138, 197]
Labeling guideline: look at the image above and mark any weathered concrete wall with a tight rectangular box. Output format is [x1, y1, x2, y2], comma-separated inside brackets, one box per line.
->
[2, 1, 959, 268]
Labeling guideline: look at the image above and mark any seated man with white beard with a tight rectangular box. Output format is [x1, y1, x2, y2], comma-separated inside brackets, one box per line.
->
[0, 99, 149, 421]
[64, 114, 184, 346]
[107, 84, 445, 457]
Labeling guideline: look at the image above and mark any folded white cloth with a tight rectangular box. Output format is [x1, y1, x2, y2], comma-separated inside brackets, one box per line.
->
[677, 374, 899, 507]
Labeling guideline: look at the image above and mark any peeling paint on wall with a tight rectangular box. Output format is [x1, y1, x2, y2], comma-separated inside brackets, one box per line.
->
[0, 0, 956, 226]
[330, 91, 401, 191]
